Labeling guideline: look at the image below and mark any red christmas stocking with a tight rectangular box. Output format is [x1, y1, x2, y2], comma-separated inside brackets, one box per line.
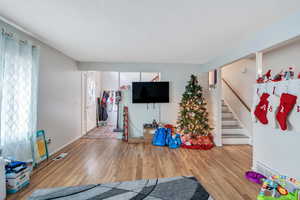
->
[254, 93, 270, 124]
[276, 93, 297, 131]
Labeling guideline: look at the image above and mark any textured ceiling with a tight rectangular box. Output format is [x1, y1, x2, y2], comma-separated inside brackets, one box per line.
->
[0, 0, 300, 63]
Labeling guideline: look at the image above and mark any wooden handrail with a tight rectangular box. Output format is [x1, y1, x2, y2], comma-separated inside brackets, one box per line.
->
[222, 78, 251, 112]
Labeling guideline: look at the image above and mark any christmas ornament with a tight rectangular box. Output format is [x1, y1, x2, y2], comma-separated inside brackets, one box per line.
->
[256, 70, 272, 83]
[256, 76, 264, 84]
[265, 70, 272, 81]
[284, 67, 295, 80]
[273, 70, 284, 82]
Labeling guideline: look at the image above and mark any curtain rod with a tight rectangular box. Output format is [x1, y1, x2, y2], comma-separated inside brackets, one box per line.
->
[1, 28, 36, 47]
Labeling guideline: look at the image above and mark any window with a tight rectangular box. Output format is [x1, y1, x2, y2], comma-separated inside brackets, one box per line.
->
[102, 72, 161, 89]
[119, 72, 140, 88]
[141, 72, 160, 82]
[0, 32, 39, 162]
[102, 72, 119, 90]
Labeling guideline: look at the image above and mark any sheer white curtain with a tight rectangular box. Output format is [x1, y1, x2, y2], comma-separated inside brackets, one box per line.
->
[0, 31, 39, 163]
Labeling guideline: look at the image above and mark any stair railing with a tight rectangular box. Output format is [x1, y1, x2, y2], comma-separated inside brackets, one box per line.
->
[222, 78, 251, 112]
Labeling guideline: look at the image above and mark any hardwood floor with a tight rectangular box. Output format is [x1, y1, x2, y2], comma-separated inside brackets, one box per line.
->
[7, 138, 259, 200]
[82, 125, 117, 139]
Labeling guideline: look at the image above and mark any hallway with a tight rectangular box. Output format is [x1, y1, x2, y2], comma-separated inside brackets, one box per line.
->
[82, 125, 118, 139]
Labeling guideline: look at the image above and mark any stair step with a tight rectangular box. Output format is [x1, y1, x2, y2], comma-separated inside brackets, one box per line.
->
[222, 107, 229, 112]
[222, 120, 239, 126]
[222, 110, 232, 114]
[222, 128, 244, 135]
[222, 134, 249, 138]
[222, 135, 251, 145]
[222, 117, 236, 121]
[222, 125, 242, 129]
[221, 100, 243, 127]
[222, 112, 234, 118]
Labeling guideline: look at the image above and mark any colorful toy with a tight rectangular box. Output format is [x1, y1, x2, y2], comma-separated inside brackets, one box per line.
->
[257, 175, 300, 200]
[245, 171, 267, 185]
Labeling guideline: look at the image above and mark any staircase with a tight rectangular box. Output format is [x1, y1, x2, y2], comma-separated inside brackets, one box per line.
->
[222, 100, 250, 144]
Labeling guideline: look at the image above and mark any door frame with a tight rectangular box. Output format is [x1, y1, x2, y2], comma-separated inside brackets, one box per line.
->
[81, 72, 87, 136]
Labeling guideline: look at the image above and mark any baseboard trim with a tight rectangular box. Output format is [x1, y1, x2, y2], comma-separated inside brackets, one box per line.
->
[86, 126, 98, 135]
[48, 134, 82, 157]
[253, 161, 281, 178]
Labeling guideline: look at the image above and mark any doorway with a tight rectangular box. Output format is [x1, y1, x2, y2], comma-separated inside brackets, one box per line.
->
[81, 71, 160, 139]
[81, 71, 100, 136]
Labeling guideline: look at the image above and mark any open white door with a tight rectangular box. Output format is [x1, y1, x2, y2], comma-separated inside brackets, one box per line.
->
[82, 71, 97, 135]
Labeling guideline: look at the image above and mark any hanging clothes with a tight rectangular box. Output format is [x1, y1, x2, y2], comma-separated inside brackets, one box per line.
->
[99, 90, 121, 122]
[99, 91, 109, 121]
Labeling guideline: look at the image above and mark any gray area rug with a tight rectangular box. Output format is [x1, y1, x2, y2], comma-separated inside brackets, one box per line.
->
[29, 176, 214, 200]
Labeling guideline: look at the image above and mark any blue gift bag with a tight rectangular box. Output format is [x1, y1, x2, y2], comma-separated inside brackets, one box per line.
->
[152, 128, 168, 146]
[166, 133, 182, 149]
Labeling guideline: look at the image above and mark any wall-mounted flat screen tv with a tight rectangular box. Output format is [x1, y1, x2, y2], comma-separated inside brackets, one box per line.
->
[132, 82, 169, 103]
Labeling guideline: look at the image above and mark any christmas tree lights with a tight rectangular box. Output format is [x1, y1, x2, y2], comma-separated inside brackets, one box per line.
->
[177, 75, 212, 137]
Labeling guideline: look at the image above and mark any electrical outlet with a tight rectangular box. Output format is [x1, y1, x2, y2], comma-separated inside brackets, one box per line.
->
[46, 137, 52, 144]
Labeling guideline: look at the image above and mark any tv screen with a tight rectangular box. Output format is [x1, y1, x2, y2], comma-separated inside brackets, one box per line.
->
[132, 82, 169, 103]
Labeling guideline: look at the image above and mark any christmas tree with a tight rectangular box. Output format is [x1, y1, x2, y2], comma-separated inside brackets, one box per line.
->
[177, 75, 212, 137]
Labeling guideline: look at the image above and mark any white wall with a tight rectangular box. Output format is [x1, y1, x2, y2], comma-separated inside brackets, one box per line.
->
[127, 70, 209, 137]
[160, 70, 209, 126]
[203, 11, 300, 72]
[263, 41, 300, 75]
[0, 19, 82, 155]
[253, 40, 300, 179]
[222, 59, 256, 107]
[101, 72, 119, 91]
[79, 64, 210, 138]
[101, 72, 162, 136]
[38, 45, 81, 154]
[222, 59, 256, 136]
